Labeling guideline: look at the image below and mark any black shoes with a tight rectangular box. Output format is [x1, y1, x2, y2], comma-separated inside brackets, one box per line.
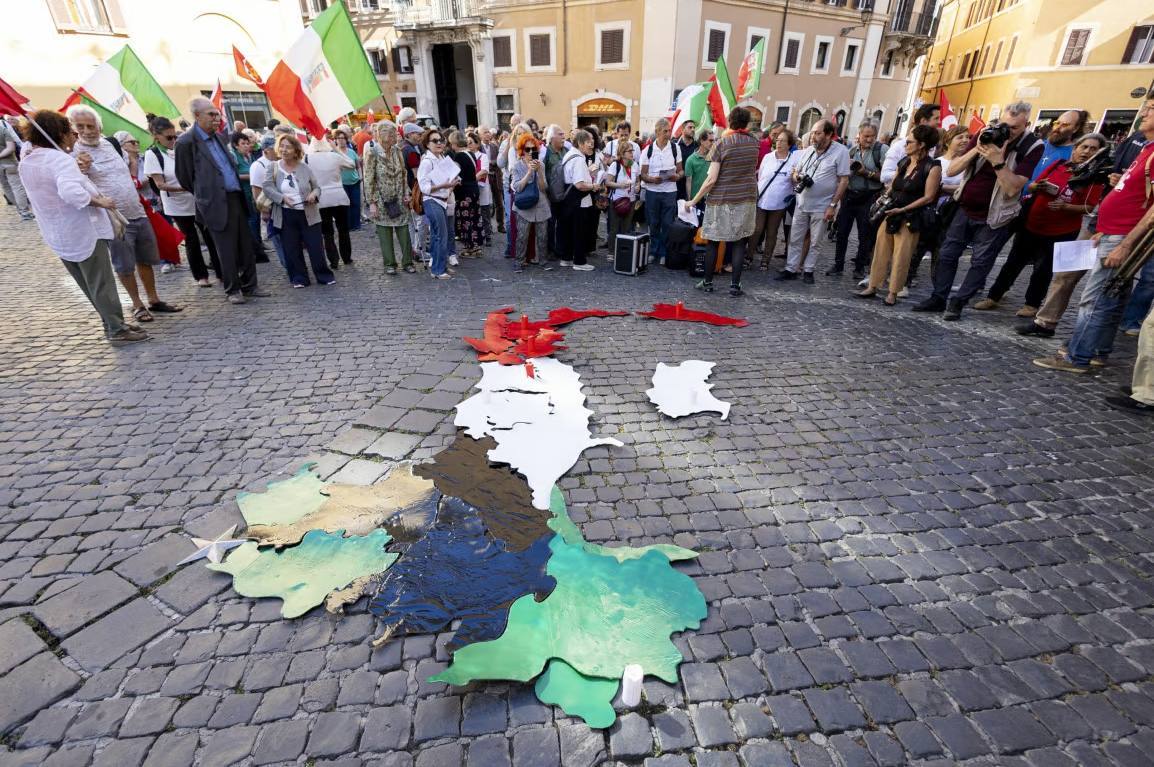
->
[912, 296, 946, 313]
[775, 270, 798, 281]
[852, 269, 865, 281]
[1106, 395, 1154, 415]
[824, 267, 843, 276]
[942, 299, 964, 321]
[802, 272, 815, 285]
[1016, 322, 1055, 337]
[730, 284, 743, 297]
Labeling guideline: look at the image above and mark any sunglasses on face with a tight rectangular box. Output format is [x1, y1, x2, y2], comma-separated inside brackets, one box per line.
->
[160, 134, 176, 141]
[429, 138, 444, 144]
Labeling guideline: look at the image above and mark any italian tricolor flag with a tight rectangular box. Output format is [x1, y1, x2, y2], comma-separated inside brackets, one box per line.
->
[265, 1, 381, 138]
[63, 45, 179, 126]
[707, 56, 737, 130]
[671, 80, 712, 138]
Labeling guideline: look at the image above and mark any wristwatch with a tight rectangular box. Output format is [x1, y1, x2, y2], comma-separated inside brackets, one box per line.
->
[992, 162, 1006, 171]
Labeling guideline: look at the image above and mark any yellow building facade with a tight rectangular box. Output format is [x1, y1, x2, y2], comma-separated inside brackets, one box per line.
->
[917, 0, 1154, 140]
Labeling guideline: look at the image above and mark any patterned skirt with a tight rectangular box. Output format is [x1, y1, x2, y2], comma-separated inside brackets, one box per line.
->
[455, 194, 485, 250]
[702, 200, 756, 242]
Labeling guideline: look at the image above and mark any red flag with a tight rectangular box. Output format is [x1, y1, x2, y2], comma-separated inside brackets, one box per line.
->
[210, 80, 223, 113]
[233, 46, 265, 90]
[366, 109, 375, 126]
[967, 112, 986, 135]
[0, 77, 30, 116]
[59, 88, 91, 113]
[937, 90, 958, 130]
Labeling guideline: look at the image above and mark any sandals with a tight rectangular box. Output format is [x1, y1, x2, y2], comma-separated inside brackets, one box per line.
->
[148, 301, 182, 313]
[883, 295, 897, 306]
[853, 289, 877, 299]
[132, 306, 154, 322]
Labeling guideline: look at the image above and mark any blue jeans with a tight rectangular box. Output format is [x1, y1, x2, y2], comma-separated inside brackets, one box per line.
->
[276, 209, 333, 286]
[1067, 235, 1126, 366]
[426, 201, 450, 276]
[1121, 257, 1154, 331]
[932, 212, 1015, 303]
[344, 183, 362, 231]
[504, 186, 514, 256]
[265, 219, 286, 268]
[644, 190, 677, 262]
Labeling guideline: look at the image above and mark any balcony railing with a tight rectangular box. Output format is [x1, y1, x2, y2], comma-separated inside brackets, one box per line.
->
[390, 0, 485, 25]
[889, 9, 938, 38]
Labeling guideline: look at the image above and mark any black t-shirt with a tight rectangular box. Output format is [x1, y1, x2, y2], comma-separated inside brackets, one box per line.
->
[892, 156, 935, 208]
[453, 151, 479, 197]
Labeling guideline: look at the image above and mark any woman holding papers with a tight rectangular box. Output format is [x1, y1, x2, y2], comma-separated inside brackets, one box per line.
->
[975, 133, 1107, 318]
[417, 129, 461, 280]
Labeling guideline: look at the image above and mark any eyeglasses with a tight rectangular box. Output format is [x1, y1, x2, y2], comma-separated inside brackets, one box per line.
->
[160, 134, 176, 141]
[123, 139, 139, 145]
[429, 138, 444, 144]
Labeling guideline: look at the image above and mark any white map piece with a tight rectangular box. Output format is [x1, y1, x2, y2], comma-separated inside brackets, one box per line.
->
[455, 357, 623, 509]
[177, 525, 248, 566]
[646, 361, 731, 420]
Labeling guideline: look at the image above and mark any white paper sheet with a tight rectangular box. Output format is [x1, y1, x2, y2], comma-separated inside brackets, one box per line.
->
[1052, 239, 1098, 273]
[677, 200, 699, 228]
[429, 156, 461, 189]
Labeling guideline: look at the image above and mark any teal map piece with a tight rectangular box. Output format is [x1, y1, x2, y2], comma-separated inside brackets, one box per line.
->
[430, 489, 706, 693]
[208, 529, 397, 618]
[235, 464, 328, 527]
[534, 658, 619, 728]
[546, 487, 697, 563]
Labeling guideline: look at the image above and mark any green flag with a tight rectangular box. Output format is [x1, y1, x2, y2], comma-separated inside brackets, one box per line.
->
[80, 94, 150, 146]
[736, 38, 766, 101]
[707, 57, 736, 128]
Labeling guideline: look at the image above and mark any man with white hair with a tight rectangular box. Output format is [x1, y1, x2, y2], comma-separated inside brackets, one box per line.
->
[68, 105, 181, 322]
[174, 97, 263, 303]
[913, 101, 1043, 320]
[396, 107, 418, 126]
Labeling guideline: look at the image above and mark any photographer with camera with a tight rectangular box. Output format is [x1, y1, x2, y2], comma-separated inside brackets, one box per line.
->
[1033, 104, 1154, 376]
[912, 101, 1043, 320]
[829, 120, 886, 279]
[776, 119, 850, 284]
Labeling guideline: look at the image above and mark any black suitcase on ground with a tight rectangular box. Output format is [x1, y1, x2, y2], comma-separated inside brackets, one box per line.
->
[665, 220, 695, 270]
[614, 233, 650, 275]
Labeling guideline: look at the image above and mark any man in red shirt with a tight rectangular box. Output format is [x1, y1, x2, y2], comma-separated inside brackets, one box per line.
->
[352, 123, 373, 155]
[1033, 104, 1154, 376]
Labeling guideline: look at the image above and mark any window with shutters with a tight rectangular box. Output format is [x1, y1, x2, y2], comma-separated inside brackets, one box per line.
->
[980, 45, 991, 74]
[700, 21, 731, 68]
[399, 95, 417, 110]
[1005, 35, 1017, 69]
[1059, 28, 1091, 66]
[524, 28, 555, 72]
[775, 104, 792, 126]
[492, 33, 515, 71]
[596, 22, 630, 70]
[369, 49, 388, 77]
[780, 32, 804, 74]
[496, 92, 516, 132]
[967, 48, 980, 77]
[1123, 26, 1154, 65]
[841, 40, 861, 75]
[811, 36, 833, 74]
[45, 0, 128, 34]
[992, 40, 1003, 72]
[392, 46, 413, 75]
[747, 28, 771, 74]
[881, 49, 895, 77]
[958, 52, 971, 79]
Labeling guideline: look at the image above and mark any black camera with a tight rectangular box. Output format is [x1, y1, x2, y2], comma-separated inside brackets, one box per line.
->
[793, 175, 814, 195]
[850, 160, 863, 174]
[978, 123, 1011, 148]
[1067, 146, 1114, 189]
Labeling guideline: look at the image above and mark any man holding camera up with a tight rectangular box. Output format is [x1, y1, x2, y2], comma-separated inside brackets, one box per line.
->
[777, 119, 850, 284]
[830, 120, 886, 279]
[913, 101, 1043, 320]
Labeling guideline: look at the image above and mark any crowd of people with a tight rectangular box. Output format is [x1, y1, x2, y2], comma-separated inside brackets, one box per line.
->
[7, 93, 1154, 414]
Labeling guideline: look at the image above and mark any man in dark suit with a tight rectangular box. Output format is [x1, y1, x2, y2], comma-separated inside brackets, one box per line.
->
[175, 97, 265, 304]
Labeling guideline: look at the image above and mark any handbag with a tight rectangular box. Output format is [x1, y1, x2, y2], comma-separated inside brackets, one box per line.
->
[384, 199, 403, 219]
[107, 209, 129, 240]
[514, 172, 540, 210]
[410, 182, 424, 214]
[612, 196, 633, 217]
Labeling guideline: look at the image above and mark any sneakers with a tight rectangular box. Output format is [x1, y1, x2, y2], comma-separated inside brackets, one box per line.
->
[912, 296, 946, 312]
[227, 293, 247, 305]
[292, 283, 307, 289]
[1015, 305, 1038, 318]
[559, 260, 573, 268]
[385, 267, 397, 275]
[897, 287, 909, 298]
[1016, 322, 1055, 337]
[695, 280, 714, 293]
[433, 272, 453, 280]
[109, 328, 149, 346]
[160, 263, 174, 274]
[942, 299, 964, 321]
[802, 272, 815, 285]
[973, 298, 999, 310]
[1089, 356, 1108, 368]
[572, 263, 595, 271]
[775, 270, 797, 281]
[320, 280, 336, 286]
[449, 255, 460, 267]
[1032, 354, 1088, 374]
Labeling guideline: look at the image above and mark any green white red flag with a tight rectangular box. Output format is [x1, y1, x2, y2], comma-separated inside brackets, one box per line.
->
[671, 80, 712, 137]
[62, 45, 179, 125]
[736, 38, 766, 101]
[76, 93, 150, 146]
[707, 56, 736, 128]
[264, 1, 382, 138]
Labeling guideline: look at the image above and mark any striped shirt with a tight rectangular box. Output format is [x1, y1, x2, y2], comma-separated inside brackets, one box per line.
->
[706, 131, 759, 205]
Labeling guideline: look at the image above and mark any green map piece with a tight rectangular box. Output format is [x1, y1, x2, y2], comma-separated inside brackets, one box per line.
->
[208, 529, 397, 618]
[534, 658, 619, 728]
[431, 533, 706, 687]
[236, 464, 328, 527]
[546, 486, 698, 563]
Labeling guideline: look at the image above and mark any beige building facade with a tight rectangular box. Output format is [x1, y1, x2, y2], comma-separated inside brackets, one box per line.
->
[6, 0, 304, 125]
[349, 0, 938, 136]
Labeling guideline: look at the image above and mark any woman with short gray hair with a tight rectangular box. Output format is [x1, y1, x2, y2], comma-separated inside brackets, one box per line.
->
[364, 121, 414, 275]
[263, 135, 334, 288]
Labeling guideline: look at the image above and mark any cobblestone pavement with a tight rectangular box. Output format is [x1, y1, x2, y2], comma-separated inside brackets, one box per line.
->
[2, 201, 1153, 767]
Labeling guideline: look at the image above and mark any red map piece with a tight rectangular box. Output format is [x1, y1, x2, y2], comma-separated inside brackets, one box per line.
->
[546, 307, 630, 326]
[636, 302, 749, 327]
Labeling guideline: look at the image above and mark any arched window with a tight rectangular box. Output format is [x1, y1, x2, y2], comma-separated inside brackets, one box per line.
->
[834, 109, 847, 137]
[872, 108, 884, 124]
[799, 107, 822, 135]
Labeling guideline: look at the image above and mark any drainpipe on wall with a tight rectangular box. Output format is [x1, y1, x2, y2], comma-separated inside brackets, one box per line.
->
[776, 0, 791, 75]
[561, 0, 568, 77]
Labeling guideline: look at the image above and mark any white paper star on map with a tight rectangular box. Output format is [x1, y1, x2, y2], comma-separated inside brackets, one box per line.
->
[177, 525, 248, 566]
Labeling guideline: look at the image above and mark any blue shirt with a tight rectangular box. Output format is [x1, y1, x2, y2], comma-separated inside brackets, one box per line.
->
[1028, 140, 1074, 183]
[195, 125, 240, 192]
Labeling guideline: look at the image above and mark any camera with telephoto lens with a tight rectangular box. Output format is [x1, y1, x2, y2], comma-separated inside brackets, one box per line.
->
[793, 174, 814, 195]
[978, 123, 1011, 148]
[1067, 146, 1114, 189]
[850, 160, 864, 174]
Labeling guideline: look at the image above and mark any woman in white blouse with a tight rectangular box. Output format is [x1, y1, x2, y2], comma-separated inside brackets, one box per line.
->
[417, 128, 461, 280]
[750, 128, 797, 270]
[19, 110, 147, 346]
[306, 137, 355, 269]
[263, 135, 334, 288]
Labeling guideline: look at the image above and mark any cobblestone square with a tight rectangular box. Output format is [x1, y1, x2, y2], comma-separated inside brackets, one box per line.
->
[2, 205, 1153, 767]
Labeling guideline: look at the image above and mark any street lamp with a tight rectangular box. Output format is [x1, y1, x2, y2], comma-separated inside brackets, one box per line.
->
[840, 1, 875, 37]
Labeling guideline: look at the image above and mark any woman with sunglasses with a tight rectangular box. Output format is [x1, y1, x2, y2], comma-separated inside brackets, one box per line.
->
[417, 129, 460, 279]
[144, 115, 221, 287]
[262, 135, 335, 288]
[510, 132, 551, 273]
